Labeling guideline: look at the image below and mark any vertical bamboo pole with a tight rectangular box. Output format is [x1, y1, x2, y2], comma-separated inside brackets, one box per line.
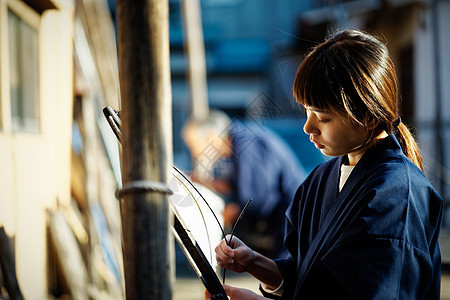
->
[116, 0, 173, 298]
[181, 0, 209, 119]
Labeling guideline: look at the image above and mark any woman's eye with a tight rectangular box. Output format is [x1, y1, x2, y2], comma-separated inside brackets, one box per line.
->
[318, 119, 329, 123]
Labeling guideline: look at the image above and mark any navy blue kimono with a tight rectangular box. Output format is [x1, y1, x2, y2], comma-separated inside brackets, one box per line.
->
[270, 135, 443, 299]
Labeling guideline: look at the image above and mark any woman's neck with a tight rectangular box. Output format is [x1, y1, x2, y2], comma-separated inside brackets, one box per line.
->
[347, 130, 388, 166]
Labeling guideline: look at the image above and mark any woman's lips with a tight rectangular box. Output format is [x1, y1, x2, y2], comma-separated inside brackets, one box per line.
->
[314, 142, 325, 149]
[310, 136, 325, 149]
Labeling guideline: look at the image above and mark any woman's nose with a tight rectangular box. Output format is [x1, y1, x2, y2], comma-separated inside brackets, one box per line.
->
[303, 116, 319, 135]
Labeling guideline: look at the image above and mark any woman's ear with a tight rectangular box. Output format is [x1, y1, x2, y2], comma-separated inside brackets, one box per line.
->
[363, 113, 380, 130]
[367, 118, 380, 130]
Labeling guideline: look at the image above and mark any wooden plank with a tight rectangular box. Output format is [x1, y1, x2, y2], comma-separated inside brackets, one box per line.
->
[47, 211, 88, 300]
[76, 0, 120, 108]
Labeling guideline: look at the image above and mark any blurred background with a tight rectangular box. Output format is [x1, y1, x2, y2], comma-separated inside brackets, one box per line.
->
[0, 0, 449, 299]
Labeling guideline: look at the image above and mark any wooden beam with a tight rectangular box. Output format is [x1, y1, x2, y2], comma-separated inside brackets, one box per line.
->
[181, 0, 209, 119]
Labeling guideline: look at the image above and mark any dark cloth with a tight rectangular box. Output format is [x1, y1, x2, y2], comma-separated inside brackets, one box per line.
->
[267, 135, 443, 299]
[218, 121, 306, 258]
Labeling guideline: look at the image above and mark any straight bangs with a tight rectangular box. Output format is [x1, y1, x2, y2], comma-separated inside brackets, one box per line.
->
[293, 51, 346, 115]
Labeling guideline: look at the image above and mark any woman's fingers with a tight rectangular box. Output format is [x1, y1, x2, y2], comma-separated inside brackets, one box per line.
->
[215, 235, 255, 272]
[215, 237, 235, 266]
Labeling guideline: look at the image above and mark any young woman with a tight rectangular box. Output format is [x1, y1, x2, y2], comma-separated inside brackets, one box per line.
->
[208, 30, 443, 299]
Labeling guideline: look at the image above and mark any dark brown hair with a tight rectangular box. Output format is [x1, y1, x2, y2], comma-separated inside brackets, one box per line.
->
[293, 29, 423, 171]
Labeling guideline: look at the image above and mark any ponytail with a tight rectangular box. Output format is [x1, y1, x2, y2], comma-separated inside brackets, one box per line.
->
[394, 122, 423, 172]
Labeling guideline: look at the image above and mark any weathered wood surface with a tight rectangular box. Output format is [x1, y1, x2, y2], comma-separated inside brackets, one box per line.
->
[116, 0, 174, 298]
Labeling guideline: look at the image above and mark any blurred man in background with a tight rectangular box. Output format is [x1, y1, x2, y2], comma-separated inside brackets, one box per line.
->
[183, 110, 306, 258]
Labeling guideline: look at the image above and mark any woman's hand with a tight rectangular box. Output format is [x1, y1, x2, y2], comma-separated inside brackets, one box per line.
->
[215, 235, 255, 273]
[214, 234, 284, 296]
[205, 284, 269, 300]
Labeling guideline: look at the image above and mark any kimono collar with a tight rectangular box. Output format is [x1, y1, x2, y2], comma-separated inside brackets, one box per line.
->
[338, 134, 402, 194]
